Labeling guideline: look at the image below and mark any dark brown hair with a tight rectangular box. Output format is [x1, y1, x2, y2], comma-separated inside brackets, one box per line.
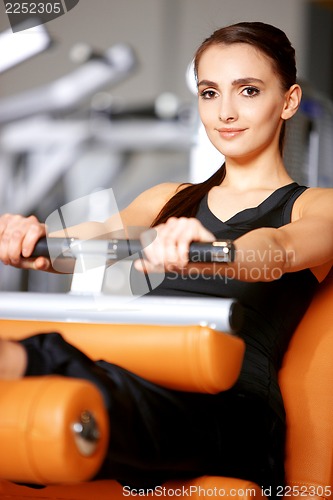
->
[152, 22, 297, 227]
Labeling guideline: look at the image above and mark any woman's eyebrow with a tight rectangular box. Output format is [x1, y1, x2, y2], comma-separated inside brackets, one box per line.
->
[197, 77, 265, 88]
[197, 79, 217, 88]
[232, 77, 264, 86]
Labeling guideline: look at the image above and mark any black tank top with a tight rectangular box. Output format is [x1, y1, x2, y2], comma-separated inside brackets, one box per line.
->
[145, 182, 319, 421]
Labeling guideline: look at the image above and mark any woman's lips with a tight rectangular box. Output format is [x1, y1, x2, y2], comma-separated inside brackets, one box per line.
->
[217, 128, 246, 138]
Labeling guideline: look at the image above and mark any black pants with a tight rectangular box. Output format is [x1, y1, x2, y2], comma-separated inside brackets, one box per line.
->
[21, 332, 285, 494]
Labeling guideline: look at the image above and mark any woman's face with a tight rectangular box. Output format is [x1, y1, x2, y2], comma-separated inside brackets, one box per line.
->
[197, 43, 289, 163]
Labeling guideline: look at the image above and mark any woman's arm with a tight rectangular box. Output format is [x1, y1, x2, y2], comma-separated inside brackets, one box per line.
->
[135, 188, 333, 283]
[0, 183, 181, 271]
[104, 182, 183, 231]
[272, 187, 333, 280]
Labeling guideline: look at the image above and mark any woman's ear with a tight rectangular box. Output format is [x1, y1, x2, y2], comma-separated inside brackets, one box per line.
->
[281, 84, 302, 120]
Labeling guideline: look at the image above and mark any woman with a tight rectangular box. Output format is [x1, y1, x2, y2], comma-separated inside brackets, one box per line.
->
[1, 21, 333, 495]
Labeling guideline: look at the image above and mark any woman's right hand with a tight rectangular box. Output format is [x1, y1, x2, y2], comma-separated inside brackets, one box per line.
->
[0, 214, 51, 271]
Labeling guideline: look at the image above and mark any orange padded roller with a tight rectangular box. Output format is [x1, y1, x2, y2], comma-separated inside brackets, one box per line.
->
[0, 376, 109, 485]
[1, 321, 245, 393]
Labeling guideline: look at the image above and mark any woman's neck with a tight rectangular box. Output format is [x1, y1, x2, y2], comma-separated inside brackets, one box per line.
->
[223, 154, 293, 191]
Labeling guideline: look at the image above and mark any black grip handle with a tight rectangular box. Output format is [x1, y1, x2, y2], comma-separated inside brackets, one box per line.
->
[31, 238, 60, 258]
[31, 238, 144, 259]
[31, 238, 235, 263]
[188, 240, 235, 263]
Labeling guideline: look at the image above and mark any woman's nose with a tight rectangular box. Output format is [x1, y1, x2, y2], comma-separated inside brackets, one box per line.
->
[218, 96, 237, 122]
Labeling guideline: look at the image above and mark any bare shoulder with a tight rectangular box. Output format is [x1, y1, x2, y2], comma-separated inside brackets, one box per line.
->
[118, 182, 188, 227]
[293, 187, 333, 220]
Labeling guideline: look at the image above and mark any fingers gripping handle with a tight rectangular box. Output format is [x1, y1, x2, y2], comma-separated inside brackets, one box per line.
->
[31, 238, 235, 263]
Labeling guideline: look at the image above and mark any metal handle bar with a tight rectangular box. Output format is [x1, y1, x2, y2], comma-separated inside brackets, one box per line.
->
[31, 237, 235, 263]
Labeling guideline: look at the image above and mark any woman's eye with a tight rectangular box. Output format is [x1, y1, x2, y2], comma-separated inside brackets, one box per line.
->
[200, 89, 217, 99]
[242, 86, 260, 97]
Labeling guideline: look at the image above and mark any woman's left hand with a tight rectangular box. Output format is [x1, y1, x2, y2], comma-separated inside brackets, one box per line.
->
[134, 217, 215, 273]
